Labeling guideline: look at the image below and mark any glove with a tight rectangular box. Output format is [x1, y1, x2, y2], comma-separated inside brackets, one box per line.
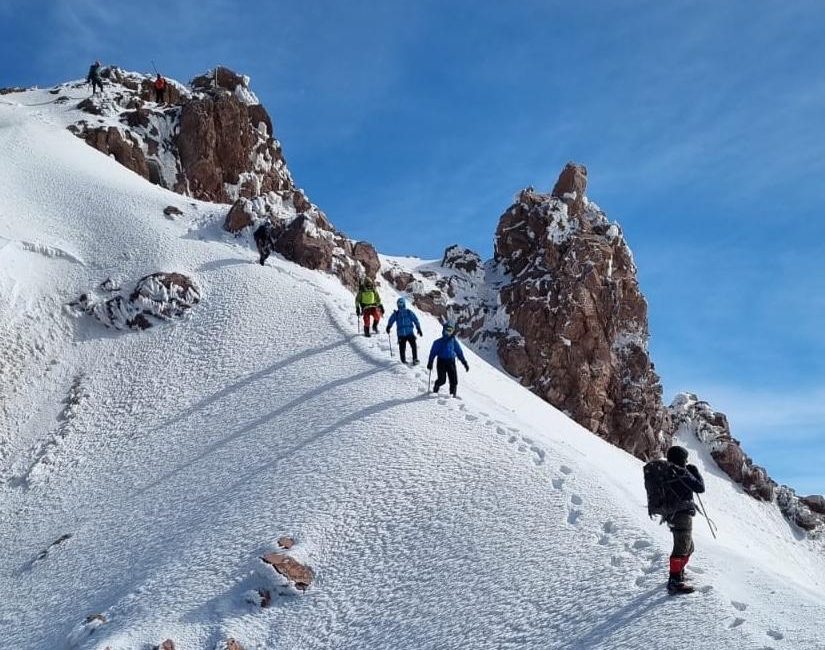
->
[379, 304, 385, 315]
[463, 361, 469, 372]
[416, 329, 423, 337]
[426, 363, 433, 371]
[686, 463, 699, 476]
[356, 307, 361, 316]
[385, 326, 391, 334]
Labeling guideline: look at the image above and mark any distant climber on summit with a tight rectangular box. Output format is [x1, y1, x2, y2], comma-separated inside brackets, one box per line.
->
[386, 297, 423, 364]
[153, 73, 167, 103]
[643, 445, 706, 594]
[87, 60, 103, 95]
[355, 278, 384, 337]
[427, 321, 469, 397]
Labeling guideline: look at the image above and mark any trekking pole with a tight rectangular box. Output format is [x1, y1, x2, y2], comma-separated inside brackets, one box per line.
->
[428, 367, 432, 393]
[151, 60, 159, 75]
[388, 332, 393, 358]
[696, 493, 718, 539]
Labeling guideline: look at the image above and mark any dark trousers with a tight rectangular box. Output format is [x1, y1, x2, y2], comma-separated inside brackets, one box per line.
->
[668, 511, 694, 579]
[398, 334, 418, 363]
[90, 78, 103, 94]
[154, 87, 165, 103]
[433, 358, 458, 395]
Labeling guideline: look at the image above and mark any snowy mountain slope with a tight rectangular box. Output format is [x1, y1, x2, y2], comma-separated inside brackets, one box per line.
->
[1, 91, 825, 650]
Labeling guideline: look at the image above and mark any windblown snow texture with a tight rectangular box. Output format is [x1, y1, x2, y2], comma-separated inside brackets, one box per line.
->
[1, 82, 824, 650]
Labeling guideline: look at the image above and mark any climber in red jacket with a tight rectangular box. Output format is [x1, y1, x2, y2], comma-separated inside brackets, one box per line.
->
[153, 74, 167, 103]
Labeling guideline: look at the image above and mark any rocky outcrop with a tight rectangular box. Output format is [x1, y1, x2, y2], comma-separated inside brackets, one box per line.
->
[670, 393, 824, 534]
[385, 164, 669, 460]
[67, 66, 293, 202]
[493, 167, 669, 459]
[259, 536, 315, 592]
[70, 273, 200, 331]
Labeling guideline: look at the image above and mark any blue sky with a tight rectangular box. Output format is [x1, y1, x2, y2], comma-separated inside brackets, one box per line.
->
[3, 1, 824, 494]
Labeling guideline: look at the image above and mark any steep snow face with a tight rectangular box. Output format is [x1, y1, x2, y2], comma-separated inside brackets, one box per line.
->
[2, 94, 825, 650]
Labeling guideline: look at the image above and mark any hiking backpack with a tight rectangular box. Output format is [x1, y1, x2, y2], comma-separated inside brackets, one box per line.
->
[643, 459, 676, 518]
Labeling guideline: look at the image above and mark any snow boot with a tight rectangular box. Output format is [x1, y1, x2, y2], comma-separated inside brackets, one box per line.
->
[364, 325, 371, 337]
[411, 358, 420, 366]
[667, 576, 695, 595]
[372, 322, 379, 333]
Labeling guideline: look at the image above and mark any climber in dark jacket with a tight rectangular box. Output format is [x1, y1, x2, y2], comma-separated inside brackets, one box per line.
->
[663, 445, 705, 594]
[427, 321, 468, 397]
[253, 221, 278, 266]
[87, 61, 103, 95]
[386, 297, 423, 364]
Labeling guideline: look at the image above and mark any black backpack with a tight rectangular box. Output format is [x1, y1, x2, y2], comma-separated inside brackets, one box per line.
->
[643, 459, 676, 517]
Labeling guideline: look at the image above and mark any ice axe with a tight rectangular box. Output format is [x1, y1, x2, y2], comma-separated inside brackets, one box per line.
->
[696, 493, 718, 539]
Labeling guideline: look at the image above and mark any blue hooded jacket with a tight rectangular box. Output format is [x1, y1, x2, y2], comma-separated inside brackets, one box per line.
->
[428, 324, 467, 366]
[387, 306, 421, 337]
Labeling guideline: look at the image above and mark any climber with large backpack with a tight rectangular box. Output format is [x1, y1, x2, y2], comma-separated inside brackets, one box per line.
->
[386, 297, 423, 364]
[643, 445, 706, 594]
[427, 320, 469, 397]
[86, 60, 103, 95]
[253, 220, 278, 265]
[355, 278, 384, 337]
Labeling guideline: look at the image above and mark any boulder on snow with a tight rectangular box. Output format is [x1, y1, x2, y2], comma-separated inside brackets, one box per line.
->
[260, 551, 315, 591]
[153, 640, 176, 650]
[217, 640, 245, 650]
[71, 272, 200, 331]
[277, 536, 296, 549]
[163, 205, 183, 218]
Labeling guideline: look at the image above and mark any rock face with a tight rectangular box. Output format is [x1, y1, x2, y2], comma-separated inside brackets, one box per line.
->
[67, 66, 293, 202]
[65, 66, 379, 291]
[70, 273, 200, 331]
[384, 164, 669, 460]
[670, 393, 824, 533]
[493, 166, 669, 458]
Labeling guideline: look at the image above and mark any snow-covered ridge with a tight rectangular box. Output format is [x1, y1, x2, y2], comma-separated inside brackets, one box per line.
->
[2, 74, 824, 649]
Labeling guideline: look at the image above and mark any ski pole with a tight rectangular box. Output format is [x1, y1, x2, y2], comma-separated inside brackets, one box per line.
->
[388, 331, 393, 357]
[696, 493, 718, 539]
[151, 60, 159, 75]
[428, 367, 432, 393]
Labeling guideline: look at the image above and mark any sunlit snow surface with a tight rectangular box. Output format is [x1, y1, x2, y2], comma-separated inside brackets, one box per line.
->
[1, 86, 824, 650]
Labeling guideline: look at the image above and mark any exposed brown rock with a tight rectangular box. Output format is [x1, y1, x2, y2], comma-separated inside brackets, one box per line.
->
[120, 107, 151, 128]
[801, 495, 825, 515]
[261, 552, 315, 591]
[0, 86, 26, 95]
[258, 588, 272, 608]
[352, 241, 381, 281]
[72, 272, 200, 331]
[277, 536, 296, 549]
[442, 245, 483, 277]
[248, 103, 273, 136]
[163, 205, 183, 217]
[82, 127, 150, 179]
[551, 162, 588, 217]
[224, 198, 255, 233]
[77, 98, 103, 115]
[670, 393, 824, 534]
[191, 66, 246, 93]
[154, 641, 175, 650]
[222, 640, 245, 650]
[493, 169, 668, 459]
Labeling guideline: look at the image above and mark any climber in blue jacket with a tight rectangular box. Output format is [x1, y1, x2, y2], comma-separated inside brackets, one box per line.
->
[427, 321, 469, 397]
[386, 297, 423, 364]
